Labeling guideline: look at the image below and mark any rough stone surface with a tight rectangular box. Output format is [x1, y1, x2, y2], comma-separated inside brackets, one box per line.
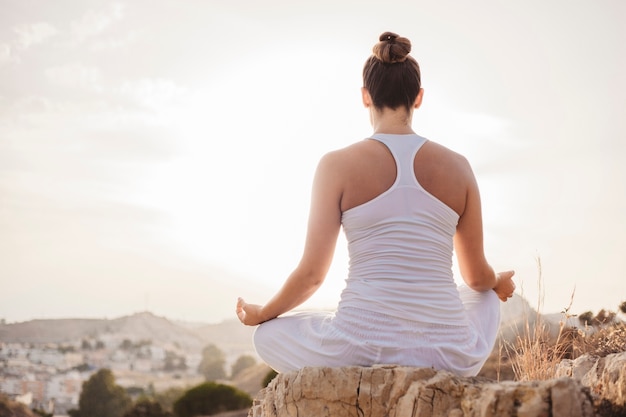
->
[556, 351, 626, 411]
[248, 365, 595, 417]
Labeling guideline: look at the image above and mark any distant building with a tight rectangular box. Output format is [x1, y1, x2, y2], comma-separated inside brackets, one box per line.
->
[47, 370, 86, 413]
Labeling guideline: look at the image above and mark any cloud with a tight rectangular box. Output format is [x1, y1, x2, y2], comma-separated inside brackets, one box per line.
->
[0, 43, 18, 65]
[91, 30, 139, 51]
[70, 3, 125, 43]
[14, 22, 59, 49]
[44, 63, 103, 92]
[119, 78, 188, 109]
[0, 22, 58, 66]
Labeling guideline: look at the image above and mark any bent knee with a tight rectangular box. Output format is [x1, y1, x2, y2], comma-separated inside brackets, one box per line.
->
[252, 322, 270, 353]
[253, 319, 285, 357]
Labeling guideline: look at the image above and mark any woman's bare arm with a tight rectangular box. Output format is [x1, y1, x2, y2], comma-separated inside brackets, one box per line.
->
[237, 152, 343, 325]
[454, 160, 515, 298]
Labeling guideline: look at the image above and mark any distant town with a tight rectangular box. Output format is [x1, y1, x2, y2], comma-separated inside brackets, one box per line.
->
[0, 311, 257, 415]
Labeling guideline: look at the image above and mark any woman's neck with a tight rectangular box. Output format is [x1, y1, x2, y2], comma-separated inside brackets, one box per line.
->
[370, 106, 415, 135]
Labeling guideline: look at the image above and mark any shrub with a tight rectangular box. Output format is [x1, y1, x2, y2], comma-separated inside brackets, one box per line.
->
[578, 311, 593, 326]
[230, 355, 256, 379]
[581, 322, 626, 357]
[76, 369, 131, 417]
[197, 344, 226, 381]
[591, 309, 616, 326]
[173, 382, 252, 417]
[153, 387, 185, 413]
[123, 400, 172, 417]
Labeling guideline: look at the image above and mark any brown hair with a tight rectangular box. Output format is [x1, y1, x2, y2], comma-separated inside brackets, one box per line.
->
[362, 32, 421, 111]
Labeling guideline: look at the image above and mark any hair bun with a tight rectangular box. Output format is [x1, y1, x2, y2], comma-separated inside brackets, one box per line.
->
[372, 31, 411, 64]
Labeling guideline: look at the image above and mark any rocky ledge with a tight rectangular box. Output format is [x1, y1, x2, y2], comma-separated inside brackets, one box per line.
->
[556, 351, 626, 416]
[249, 352, 626, 417]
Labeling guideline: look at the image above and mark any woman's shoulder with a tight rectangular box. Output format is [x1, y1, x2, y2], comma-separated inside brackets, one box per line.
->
[319, 139, 379, 165]
[424, 139, 468, 161]
[421, 139, 473, 173]
[328, 138, 376, 154]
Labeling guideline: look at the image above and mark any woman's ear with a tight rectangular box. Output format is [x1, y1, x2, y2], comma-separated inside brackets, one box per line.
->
[361, 87, 372, 108]
[413, 88, 424, 109]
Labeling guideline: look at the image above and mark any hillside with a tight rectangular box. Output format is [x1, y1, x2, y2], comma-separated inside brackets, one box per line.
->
[0, 311, 255, 355]
[0, 297, 575, 355]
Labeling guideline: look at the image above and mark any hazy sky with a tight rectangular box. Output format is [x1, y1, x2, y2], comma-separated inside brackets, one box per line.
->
[1, 0, 625, 324]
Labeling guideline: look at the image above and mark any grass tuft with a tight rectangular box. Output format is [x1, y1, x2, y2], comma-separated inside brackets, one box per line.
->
[500, 256, 625, 382]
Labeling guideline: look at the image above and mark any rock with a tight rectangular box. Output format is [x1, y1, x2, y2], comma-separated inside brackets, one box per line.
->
[556, 351, 626, 411]
[556, 354, 599, 380]
[248, 365, 595, 417]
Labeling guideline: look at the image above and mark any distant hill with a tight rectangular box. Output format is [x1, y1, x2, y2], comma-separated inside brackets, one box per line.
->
[0, 297, 571, 355]
[0, 317, 112, 344]
[0, 311, 255, 354]
[498, 293, 540, 342]
[497, 293, 591, 342]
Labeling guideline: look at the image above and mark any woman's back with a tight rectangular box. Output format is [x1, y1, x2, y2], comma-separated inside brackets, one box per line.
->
[338, 133, 468, 326]
[337, 135, 472, 216]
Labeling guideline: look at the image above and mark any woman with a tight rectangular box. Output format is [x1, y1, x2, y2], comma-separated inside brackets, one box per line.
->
[236, 31, 515, 377]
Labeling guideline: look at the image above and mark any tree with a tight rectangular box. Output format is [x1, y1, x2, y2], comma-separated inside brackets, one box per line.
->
[123, 400, 173, 417]
[173, 382, 251, 417]
[153, 387, 185, 413]
[619, 301, 626, 315]
[230, 355, 256, 379]
[126, 386, 146, 399]
[592, 309, 616, 326]
[163, 351, 187, 372]
[579, 311, 593, 326]
[120, 339, 133, 350]
[76, 369, 131, 417]
[197, 344, 226, 381]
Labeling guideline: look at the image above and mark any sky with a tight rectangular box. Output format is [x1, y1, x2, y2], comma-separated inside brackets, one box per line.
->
[1, 0, 625, 324]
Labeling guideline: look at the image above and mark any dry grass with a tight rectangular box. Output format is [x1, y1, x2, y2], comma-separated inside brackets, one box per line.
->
[506, 315, 626, 382]
[505, 258, 573, 381]
[577, 321, 626, 357]
[501, 257, 626, 382]
[507, 324, 561, 381]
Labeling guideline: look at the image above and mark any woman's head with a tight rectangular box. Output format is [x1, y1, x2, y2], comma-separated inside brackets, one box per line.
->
[363, 32, 421, 111]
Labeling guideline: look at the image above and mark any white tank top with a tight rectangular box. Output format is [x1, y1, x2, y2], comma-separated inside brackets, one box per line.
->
[338, 133, 467, 326]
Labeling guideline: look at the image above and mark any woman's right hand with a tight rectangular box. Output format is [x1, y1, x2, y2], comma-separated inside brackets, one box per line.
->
[493, 270, 516, 302]
[236, 297, 267, 326]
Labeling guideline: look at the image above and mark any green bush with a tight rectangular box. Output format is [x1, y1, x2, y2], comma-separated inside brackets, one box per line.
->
[76, 369, 131, 417]
[123, 399, 172, 417]
[230, 355, 256, 379]
[173, 382, 251, 417]
[197, 344, 226, 381]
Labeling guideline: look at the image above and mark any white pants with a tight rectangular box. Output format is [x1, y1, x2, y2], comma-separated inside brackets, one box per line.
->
[253, 286, 500, 377]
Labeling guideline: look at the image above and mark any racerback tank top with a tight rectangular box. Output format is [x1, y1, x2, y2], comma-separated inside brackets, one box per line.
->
[338, 133, 467, 326]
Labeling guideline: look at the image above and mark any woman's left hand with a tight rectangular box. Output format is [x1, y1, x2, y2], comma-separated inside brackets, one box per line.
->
[236, 297, 266, 326]
[493, 270, 516, 302]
